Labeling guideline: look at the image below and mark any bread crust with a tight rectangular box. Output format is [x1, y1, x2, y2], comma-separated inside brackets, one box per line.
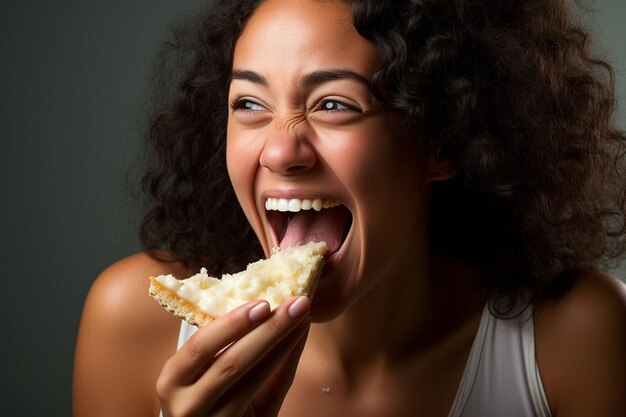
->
[148, 278, 214, 327]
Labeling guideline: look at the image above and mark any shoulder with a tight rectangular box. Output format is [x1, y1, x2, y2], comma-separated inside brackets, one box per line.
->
[535, 269, 626, 336]
[534, 269, 626, 417]
[73, 252, 188, 417]
[81, 252, 188, 337]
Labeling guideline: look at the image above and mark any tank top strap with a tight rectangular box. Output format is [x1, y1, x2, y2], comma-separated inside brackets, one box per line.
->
[177, 320, 199, 349]
[447, 304, 492, 417]
[448, 303, 552, 417]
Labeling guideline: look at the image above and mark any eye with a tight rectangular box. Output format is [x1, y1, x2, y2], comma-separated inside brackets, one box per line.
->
[230, 98, 266, 112]
[318, 99, 361, 113]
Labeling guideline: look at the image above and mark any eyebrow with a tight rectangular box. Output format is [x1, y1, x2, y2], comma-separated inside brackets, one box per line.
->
[230, 69, 372, 90]
[300, 69, 372, 89]
[231, 70, 268, 86]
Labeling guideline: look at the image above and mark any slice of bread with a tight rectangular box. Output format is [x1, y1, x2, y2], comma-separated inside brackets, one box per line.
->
[149, 241, 326, 327]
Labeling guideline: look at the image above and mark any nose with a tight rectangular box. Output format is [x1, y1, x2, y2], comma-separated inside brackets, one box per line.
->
[259, 122, 317, 176]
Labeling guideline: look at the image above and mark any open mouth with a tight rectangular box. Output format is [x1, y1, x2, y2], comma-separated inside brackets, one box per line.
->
[265, 197, 352, 256]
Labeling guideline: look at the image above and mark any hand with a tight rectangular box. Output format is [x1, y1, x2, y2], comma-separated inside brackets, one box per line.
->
[156, 296, 311, 417]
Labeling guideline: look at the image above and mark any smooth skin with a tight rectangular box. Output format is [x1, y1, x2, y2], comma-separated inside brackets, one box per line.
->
[73, 0, 626, 416]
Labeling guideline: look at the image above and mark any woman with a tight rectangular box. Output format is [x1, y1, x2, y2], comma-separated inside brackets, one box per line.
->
[73, 0, 626, 416]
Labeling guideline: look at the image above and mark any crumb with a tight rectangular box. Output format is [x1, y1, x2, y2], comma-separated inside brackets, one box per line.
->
[321, 387, 331, 393]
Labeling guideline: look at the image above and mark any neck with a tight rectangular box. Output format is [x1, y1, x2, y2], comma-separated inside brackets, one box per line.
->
[308, 249, 487, 379]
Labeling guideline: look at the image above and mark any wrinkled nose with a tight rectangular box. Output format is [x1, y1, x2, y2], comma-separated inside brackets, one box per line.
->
[259, 123, 317, 176]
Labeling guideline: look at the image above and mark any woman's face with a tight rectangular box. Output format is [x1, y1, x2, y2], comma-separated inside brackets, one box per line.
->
[227, 0, 434, 321]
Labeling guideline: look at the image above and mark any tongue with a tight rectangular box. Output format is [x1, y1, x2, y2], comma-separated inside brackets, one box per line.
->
[280, 206, 351, 254]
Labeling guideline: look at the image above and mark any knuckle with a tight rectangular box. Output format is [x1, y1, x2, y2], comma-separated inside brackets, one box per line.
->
[264, 318, 282, 335]
[213, 357, 241, 381]
[185, 337, 206, 360]
[156, 362, 175, 398]
[265, 311, 289, 334]
[224, 310, 244, 329]
[155, 371, 173, 399]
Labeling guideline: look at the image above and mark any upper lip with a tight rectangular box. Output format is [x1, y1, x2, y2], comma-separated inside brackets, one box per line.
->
[260, 189, 342, 201]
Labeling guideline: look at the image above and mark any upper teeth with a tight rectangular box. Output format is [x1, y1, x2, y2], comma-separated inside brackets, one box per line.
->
[265, 198, 340, 212]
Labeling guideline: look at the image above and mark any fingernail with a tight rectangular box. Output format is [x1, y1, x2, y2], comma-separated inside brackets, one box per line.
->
[248, 301, 271, 322]
[288, 296, 310, 319]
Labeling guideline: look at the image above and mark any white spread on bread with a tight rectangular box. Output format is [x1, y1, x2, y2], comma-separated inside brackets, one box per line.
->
[149, 241, 326, 325]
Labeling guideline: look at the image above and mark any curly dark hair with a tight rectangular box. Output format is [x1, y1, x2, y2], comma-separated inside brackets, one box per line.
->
[140, 0, 626, 307]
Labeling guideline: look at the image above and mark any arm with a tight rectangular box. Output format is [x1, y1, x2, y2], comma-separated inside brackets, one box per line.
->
[73, 253, 183, 417]
[535, 270, 626, 417]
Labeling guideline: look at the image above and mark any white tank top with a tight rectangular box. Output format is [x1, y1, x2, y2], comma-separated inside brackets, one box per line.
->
[161, 303, 552, 417]
[449, 304, 552, 417]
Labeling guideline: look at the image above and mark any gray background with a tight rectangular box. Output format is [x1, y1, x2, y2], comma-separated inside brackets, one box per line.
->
[0, 1, 624, 416]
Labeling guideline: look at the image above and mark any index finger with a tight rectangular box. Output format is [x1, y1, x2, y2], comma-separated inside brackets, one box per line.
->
[162, 300, 271, 386]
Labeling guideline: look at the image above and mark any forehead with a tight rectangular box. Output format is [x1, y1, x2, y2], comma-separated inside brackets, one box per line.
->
[232, 0, 377, 78]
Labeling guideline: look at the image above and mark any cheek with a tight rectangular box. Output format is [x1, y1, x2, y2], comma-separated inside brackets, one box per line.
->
[330, 122, 423, 206]
[335, 123, 425, 258]
[227, 124, 260, 193]
[226, 124, 263, 226]
[226, 125, 244, 195]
